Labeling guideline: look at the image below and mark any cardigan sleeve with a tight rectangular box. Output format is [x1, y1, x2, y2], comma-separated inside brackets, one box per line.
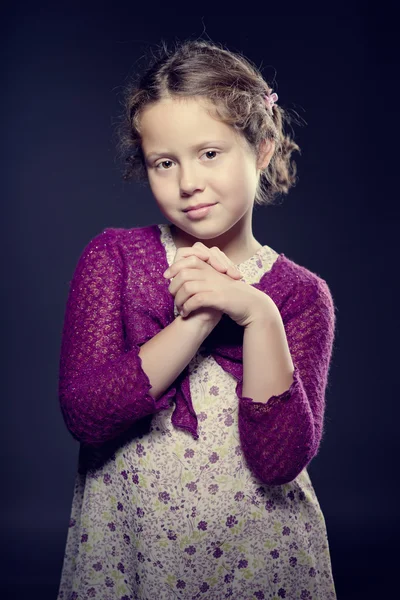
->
[58, 229, 176, 447]
[236, 278, 336, 486]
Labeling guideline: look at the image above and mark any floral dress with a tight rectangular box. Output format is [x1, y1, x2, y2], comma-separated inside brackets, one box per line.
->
[57, 223, 337, 600]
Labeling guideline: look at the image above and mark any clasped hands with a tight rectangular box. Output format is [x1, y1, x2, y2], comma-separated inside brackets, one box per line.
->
[162, 241, 274, 328]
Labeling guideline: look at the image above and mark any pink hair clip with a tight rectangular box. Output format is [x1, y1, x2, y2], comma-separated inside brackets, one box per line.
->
[264, 92, 278, 109]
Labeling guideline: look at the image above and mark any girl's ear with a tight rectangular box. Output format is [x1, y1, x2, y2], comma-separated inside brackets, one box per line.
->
[257, 138, 275, 170]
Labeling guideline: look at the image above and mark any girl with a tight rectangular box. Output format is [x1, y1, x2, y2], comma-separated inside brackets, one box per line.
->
[57, 39, 337, 600]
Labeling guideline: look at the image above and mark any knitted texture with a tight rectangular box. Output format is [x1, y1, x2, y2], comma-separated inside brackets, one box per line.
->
[59, 225, 336, 485]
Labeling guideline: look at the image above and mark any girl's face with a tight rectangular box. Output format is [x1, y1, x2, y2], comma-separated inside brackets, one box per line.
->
[140, 96, 273, 250]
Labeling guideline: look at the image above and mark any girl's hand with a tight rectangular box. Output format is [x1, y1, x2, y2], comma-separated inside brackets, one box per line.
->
[163, 249, 271, 328]
[165, 242, 243, 328]
[171, 242, 243, 281]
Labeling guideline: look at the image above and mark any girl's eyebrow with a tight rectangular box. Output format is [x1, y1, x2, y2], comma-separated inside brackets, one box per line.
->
[146, 140, 227, 161]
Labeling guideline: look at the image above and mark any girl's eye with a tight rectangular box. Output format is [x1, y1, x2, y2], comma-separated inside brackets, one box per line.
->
[155, 150, 219, 170]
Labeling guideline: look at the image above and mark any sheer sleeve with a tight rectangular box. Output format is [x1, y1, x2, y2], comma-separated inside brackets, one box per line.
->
[236, 278, 336, 485]
[58, 229, 176, 447]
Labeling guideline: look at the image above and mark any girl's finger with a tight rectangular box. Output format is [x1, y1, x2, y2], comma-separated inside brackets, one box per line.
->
[174, 246, 210, 263]
[173, 244, 234, 278]
[192, 242, 242, 279]
[212, 246, 242, 280]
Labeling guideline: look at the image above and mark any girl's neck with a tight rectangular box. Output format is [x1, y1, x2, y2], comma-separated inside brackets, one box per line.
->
[169, 224, 263, 265]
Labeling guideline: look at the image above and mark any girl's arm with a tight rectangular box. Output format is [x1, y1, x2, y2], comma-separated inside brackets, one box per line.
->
[58, 230, 213, 447]
[237, 279, 336, 486]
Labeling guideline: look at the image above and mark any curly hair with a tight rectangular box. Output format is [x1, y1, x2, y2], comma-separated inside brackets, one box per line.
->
[114, 38, 305, 206]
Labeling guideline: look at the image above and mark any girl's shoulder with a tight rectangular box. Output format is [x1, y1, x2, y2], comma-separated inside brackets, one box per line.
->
[81, 224, 161, 257]
[98, 223, 159, 245]
[265, 251, 332, 295]
[262, 252, 336, 322]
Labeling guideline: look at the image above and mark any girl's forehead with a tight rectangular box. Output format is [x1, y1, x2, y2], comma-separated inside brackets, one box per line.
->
[140, 97, 235, 142]
[143, 96, 217, 122]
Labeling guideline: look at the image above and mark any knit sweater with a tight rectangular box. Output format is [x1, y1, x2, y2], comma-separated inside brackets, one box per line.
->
[58, 224, 336, 486]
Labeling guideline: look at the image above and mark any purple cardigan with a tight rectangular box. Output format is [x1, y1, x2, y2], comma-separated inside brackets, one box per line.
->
[58, 224, 336, 485]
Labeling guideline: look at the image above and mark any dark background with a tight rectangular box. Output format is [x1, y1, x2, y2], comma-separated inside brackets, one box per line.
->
[2, 6, 398, 600]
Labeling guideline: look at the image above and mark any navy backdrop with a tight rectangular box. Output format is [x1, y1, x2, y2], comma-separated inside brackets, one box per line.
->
[2, 6, 398, 600]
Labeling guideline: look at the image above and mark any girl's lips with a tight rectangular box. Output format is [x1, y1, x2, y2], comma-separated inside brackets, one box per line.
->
[184, 204, 217, 219]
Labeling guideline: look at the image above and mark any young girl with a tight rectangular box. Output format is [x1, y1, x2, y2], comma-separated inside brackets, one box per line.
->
[57, 39, 337, 600]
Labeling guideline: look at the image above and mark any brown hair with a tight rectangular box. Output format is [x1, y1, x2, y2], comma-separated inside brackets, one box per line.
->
[114, 38, 304, 206]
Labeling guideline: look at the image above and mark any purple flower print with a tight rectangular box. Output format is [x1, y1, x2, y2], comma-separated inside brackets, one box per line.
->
[255, 486, 266, 497]
[208, 484, 218, 495]
[238, 559, 248, 569]
[69, 518, 76, 528]
[120, 470, 128, 480]
[92, 562, 102, 571]
[301, 591, 311, 599]
[282, 526, 291, 536]
[270, 549, 279, 559]
[309, 567, 316, 577]
[105, 577, 114, 587]
[198, 412, 208, 422]
[176, 580, 186, 589]
[167, 530, 177, 540]
[289, 556, 297, 567]
[184, 448, 195, 458]
[136, 443, 146, 456]
[132, 473, 139, 485]
[255, 592, 265, 599]
[117, 502, 123, 511]
[209, 452, 219, 463]
[235, 445, 241, 455]
[213, 547, 223, 558]
[107, 522, 116, 531]
[322, 569, 332, 579]
[197, 521, 207, 531]
[123, 534, 130, 545]
[234, 491, 244, 501]
[137, 507, 144, 518]
[117, 562, 125, 573]
[186, 481, 197, 492]
[278, 589, 287, 598]
[70, 594, 78, 600]
[226, 515, 238, 528]
[305, 522, 312, 532]
[265, 499, 276, 512]
[209, 385, 219, 396]
[298, 491, 306, 501]
[103, 473, 111, 485]
[80, 534, 88, 543]
[185, 545, 196, 555]
[135, 573, 140, 585]
[287, 491, 295, 500]
[137, 552, 145, 563]
[224, 573, 234, 583]
[158, 491, 170, 504]
[87, 589, 96, 597]
[199, 582, 209, 592]
[224, 414, 234, 426]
